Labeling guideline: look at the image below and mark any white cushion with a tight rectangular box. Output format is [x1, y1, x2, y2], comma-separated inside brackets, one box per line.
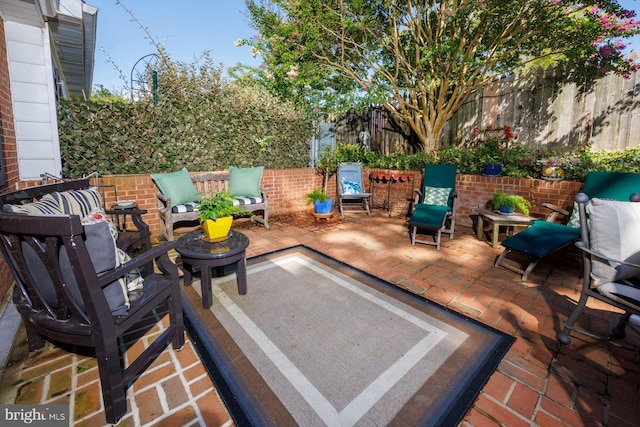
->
[422, 186, 451, 206]
[596, 281, 640, 311]
[589, 198, 640, 287]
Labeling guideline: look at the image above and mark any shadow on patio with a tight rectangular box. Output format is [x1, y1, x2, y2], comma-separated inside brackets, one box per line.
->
[1, 211, 638, 426]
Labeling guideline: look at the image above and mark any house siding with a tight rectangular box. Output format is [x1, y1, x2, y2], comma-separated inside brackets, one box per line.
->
[5, 20, 61, 180]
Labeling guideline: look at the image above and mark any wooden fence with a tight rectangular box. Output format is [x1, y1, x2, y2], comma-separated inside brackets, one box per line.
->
[333, 63, 640, 153]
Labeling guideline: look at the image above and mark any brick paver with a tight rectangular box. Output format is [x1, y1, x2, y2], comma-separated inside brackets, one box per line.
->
[1, 211, 639, 426]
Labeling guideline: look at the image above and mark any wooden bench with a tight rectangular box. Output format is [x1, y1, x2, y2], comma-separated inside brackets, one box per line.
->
[156, 171, 269, 241]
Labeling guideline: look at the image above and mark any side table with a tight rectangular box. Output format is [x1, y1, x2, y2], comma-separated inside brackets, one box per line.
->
[476, 209, 534, 249]
[176, 230, 250, 308]
[110, 202, 139, 231]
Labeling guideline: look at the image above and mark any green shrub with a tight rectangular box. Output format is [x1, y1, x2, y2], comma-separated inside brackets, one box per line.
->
[58, 54, 314, 177]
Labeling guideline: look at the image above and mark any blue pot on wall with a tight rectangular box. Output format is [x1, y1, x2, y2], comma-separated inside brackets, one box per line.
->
[483, 164, 502, 177]
[314, 199, 333, 214]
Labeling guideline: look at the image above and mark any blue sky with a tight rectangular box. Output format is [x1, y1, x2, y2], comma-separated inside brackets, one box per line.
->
[91, 0, 262, 92]
[91, 0, 640, 93]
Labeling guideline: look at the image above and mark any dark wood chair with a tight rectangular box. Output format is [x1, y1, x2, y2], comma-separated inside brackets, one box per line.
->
[0, 186, 184, 424]
[0, 178, 151, 255]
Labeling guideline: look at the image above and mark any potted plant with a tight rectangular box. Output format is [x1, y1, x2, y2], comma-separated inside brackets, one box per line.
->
[539, 155, 572, 181]
[305, 187, 333, 215]
[472, 125, 518, 176]
[196, 190, 239, 240]
[492, 193, 531, 216]
[306, 145, 339, 216]
[316, 145, 340, 194]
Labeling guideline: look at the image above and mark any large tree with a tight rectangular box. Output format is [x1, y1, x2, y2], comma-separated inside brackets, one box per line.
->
[235, 0, 640, 152]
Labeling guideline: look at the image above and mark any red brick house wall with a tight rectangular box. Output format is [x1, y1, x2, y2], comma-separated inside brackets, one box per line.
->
[0, 19, 19, 300]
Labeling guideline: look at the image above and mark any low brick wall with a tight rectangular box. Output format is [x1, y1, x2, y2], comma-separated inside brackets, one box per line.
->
[93, 169, 584, 234]
[0, 168, 584, 301]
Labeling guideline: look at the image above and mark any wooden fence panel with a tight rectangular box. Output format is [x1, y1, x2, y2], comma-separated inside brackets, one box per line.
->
[332, 64, 640, 153]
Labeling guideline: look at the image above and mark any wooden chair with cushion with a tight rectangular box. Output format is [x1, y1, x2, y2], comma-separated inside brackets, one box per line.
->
[337, 162, 372, 218]
[496, 171, 640, 280]
[153, 167, 269, 241]
[0, 180, 184, 424]
[408, 164, 458, 250]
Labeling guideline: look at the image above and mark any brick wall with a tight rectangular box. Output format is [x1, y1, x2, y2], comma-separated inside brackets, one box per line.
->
[0, 168, 586, 301]
[88, 169, 585, 234]
[0, 19, 18, 301]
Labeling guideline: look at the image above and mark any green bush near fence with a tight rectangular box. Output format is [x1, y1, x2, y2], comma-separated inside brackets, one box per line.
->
[335, 142, 640, 182]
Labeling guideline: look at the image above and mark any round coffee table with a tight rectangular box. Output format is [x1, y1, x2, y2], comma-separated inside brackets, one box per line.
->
[176, 230, 249, 308]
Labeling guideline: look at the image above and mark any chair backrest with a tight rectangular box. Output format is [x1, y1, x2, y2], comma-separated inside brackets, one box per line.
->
[422, 164, 458, 189]
[337, 162, 366, 195]
[555, 171, 640, 228]
[0, 178, 91, 208]
[0, 213, 114, 330]
[419, 164, 458, 208]
[582, 171, 640, 199]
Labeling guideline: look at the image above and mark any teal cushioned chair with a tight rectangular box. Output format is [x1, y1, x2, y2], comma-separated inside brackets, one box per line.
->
[409, 164, 458, 250]
[496, 171, 640, 280]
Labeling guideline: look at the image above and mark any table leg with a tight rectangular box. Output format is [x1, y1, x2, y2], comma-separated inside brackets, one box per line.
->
[236, 255, 247, 295]
[370, 176, 375, 211]
[200, 262, 213, 309]
[183, 261, 193, 286]
[476, 216, 484, 239]
[491, 223, 500, 249]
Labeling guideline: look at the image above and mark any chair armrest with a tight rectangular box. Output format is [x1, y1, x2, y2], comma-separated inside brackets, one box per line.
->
[414, 188, 423, 204]
[575, 241, 640, 269]
[157, 192, 171, 212]
[260, 187, 269, 199]
[97, 241, 178, 286]
[105, 208, 147, 215]
[542, 203, 570, 222]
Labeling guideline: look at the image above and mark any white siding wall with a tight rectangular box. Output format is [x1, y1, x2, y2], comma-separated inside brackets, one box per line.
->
[5, 20, 61, 180]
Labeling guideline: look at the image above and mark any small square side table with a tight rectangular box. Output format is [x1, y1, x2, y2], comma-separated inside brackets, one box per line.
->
[476, 209, 534, 249]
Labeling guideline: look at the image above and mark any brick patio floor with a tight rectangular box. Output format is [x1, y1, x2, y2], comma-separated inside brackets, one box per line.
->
[1, 211, 639, 426]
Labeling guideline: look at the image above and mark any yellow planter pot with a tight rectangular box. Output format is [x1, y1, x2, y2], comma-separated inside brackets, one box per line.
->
[202, 216, 233, 241]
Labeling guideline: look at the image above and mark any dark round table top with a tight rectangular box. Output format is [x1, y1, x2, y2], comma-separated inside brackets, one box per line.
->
[175, 230, 249, 260]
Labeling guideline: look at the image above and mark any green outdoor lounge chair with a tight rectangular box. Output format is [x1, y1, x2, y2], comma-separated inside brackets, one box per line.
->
[409, 164, 458, 250]
[495, 171, 640, 280]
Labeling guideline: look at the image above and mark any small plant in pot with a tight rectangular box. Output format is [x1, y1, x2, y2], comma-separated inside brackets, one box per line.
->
[472, 125, 518, 176]
[197, 190, 239, 241]
[305, 187, 333, 215]
[492, 193, 531, 216]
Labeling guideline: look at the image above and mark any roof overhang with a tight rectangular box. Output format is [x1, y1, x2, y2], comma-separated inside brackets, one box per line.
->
[48, 0, 98, 98]
[0, 0, 97, 98]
